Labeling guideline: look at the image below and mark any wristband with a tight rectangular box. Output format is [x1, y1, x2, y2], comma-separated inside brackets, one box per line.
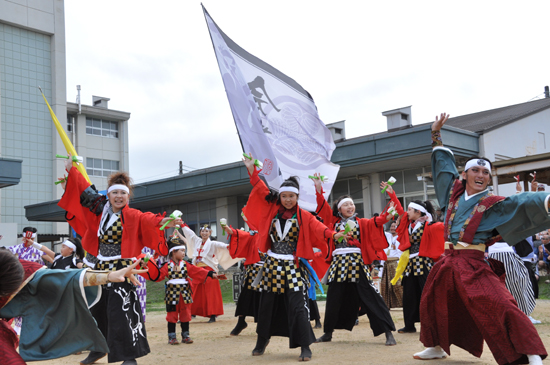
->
[431, 130, 443, 148]
[32, 242, 43, 250]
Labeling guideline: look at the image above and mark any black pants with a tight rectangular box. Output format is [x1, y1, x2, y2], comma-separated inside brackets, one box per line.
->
[323, 269, 395, 336]
[309, 299, 320, 322]
[402, 272, 429, 329]
[256, 287, 316, 348]
[235, 285, 261, 321]
[91, 281, 150, 362]
[523, 261, 539, 299]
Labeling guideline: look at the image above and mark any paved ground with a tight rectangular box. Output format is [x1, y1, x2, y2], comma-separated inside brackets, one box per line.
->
[34, 300, 550, 364]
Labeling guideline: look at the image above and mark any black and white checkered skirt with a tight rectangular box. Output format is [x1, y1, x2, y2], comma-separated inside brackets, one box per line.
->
[165, 283, 192, 305]
[327, 252, 371, 283]
[260, 255, 308, 294]
[404, 255, 433, 277]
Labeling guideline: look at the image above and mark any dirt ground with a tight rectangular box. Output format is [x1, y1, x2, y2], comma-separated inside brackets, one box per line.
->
[34, 301, 550, 365]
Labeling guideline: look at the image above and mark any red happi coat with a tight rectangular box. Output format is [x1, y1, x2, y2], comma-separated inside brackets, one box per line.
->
[394, 196, 445, 260]
[315, 190, 391, 265]
[228, 228, 262, 266]
[58, 167, 166, 258]
[154, 259, 211, 284]
[241, 169, 334, 262]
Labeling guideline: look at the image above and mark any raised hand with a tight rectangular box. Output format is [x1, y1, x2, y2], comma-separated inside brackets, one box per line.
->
[242, 152, 256, 174]
[312, 173, 324, 193]
[432, 113, 450, 131]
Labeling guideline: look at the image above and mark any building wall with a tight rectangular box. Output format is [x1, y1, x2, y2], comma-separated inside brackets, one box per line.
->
[481, 108, 550, 161]
[0, 0, 66, 235]
[68, 111, 129, 191]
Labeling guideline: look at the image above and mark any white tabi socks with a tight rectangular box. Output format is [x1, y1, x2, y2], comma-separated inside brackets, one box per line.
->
[528, 354, 543, 365]
[413, 346, 448, 360]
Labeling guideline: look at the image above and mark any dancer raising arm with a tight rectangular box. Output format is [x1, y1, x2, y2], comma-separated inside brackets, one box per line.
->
[234, 154, 350, 362]
[57, 153, 181, 365]
[415, 113, 549, 365]
[312, 174, 397, 346]
[177, 223, 230, 323]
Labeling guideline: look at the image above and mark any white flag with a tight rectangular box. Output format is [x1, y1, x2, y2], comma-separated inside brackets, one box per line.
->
[203, 6, 340, 211]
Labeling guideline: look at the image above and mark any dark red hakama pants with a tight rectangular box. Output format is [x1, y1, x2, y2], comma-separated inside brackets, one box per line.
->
[190, 276, 224, 317]
[420, 247, 547, 365]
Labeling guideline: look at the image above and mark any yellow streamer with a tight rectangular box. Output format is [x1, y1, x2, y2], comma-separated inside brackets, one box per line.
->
[39, 88, 91, 184]
[391, 249, 410, 285]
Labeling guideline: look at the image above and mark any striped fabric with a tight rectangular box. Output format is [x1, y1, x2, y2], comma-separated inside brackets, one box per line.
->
[488, 251, 536, 315]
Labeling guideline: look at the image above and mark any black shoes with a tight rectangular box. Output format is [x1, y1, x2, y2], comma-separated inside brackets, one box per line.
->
[252, 336, 270, 356]
[313, 319, 322, 329]
[314, 333, 332, 343]
[385, 331, 397, 346]
[230, 320, 248, 336]
[397, 326, 416, 333]
[299, 346, 312, 361]
[80, 351, 107, 365]
[208, 315, 216, 323]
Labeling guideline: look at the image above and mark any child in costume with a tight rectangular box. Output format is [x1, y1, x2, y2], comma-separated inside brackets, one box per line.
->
[312, 174, 397, 346]
[50, 237, 84, 269]
[231, 154, 350, 362]
[153, 236, 218, 344]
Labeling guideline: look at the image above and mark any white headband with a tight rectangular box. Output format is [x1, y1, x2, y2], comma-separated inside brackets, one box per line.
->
[408, 202, 433, 222]
[200, 226, 211, 231]
[337, 198, 354, 209]
[169, 245, 186, 253]
[108, 184, 130, 194]
[279, 186, 299, 194]
[465, 158, 491, 173]
[24, 232, 37, 239]
[62, 240, 76, 251]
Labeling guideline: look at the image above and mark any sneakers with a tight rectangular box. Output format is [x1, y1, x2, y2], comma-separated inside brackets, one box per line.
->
[413, 346, 448, 360]
[168, 337, 179, 345]
[529, 316, 542, 324]
[181, 331, 194, 344]
[181, 336, 194, 344]
[398, 326, 417, 333]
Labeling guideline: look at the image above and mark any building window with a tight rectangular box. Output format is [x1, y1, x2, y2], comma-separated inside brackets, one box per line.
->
[86, 117, 119, 138]
[67, 114, 73, 132]
[86, 158, 120, 177]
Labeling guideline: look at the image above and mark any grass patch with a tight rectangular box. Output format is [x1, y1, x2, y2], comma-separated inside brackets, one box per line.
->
[145, 273, 328, 308]
[539, 275, 550, 300]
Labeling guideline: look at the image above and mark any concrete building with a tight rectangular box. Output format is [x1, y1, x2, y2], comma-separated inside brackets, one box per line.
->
[26, 93, 550, 244]
[0, 0, 130, 246]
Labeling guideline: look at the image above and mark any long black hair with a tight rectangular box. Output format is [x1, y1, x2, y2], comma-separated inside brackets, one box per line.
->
[410, 200, 436, 220]
[66, 237, 84, 260]
[0, 248, 24, 299]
